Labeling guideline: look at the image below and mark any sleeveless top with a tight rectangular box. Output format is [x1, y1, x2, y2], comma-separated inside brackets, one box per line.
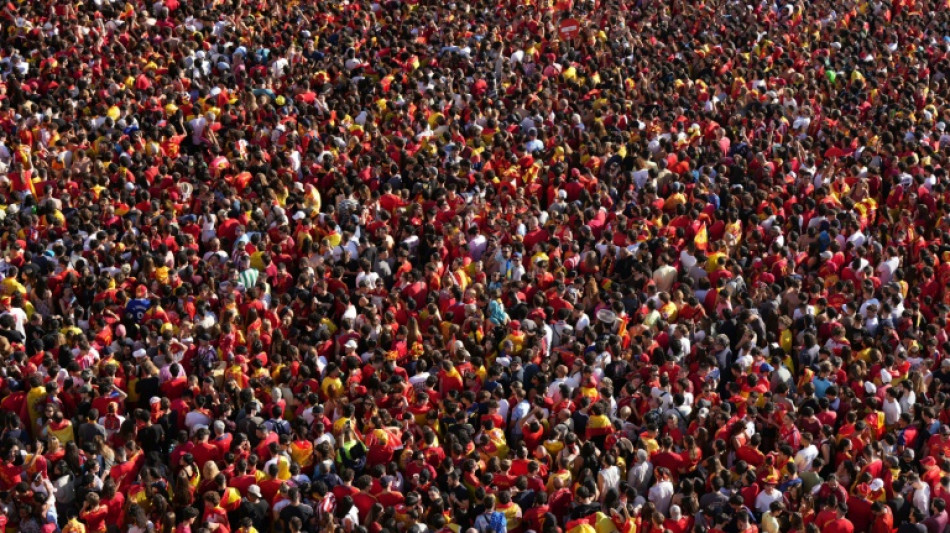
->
[600, 465, 621, 494]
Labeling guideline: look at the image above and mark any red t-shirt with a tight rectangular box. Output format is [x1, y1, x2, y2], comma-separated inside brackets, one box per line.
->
[824, 518, 855, 533]
[80, 505, 109, 533]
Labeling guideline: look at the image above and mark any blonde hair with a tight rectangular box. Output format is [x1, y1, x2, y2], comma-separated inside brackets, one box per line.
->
[202, 460, 220, 481]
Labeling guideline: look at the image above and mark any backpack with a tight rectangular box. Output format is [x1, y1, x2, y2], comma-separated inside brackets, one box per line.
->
[488, 511, 507, 533]
[336, 439, 368, 472]
[643, 408, 663, 428]
[268, 418, 291, 436]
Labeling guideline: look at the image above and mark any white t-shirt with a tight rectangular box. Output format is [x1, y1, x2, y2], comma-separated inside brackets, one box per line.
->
[188, 116, 209, 144]
[653, 265, 678, 293]
[883, 398, 902, 425]
[648, 480, 675, 515]
[795, 444, 819, 472]
[3, 307, 26, 338]
[756, 489, 784, 514]
[877, 257, 900, 284]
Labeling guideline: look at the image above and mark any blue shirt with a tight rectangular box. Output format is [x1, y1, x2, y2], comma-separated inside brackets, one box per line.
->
[812, 376, 832, 398]
[125, 298, 150, 322]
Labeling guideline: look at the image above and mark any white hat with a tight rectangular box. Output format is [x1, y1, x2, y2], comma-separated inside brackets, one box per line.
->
[248, 485, 262, 498]
[345, 339, 358, 349]
[133, 348, 148, 359]
[880, 369, 892, 384]
[596, 309, 617, 324]
[865, 382, 877, 395]
[870, 478, 884, 492]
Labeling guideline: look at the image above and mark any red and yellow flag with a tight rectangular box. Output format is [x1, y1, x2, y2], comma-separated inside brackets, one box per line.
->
[695, 222, 709, 251]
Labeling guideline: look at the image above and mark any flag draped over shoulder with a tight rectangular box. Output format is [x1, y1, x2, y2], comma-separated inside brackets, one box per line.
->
[694, 222, 708, 251]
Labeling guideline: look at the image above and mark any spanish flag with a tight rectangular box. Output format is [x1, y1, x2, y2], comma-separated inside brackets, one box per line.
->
[221, 487, 242, 512]
[585, 414, 614, 439]
[694, 222, 709, 251]
[290, 440, 314, 469]
[566, 516, 597, 533]
[566, 512, 622, 533]
[62, 518, 87, 533]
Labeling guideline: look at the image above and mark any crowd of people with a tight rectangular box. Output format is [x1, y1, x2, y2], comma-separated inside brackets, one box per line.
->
[0, 0, 949, 532]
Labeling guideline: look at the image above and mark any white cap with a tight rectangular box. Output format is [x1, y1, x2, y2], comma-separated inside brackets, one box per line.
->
[880, 369, 892, 384]
[865, 381, 877, 395]
[133, 348, 148, 359]
[596, 309, 617, 324]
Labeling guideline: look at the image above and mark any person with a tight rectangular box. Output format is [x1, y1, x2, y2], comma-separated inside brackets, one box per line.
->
[923, 498, 949, 533]
[474, 494, 507, 533]
[761, 501, 785, 533]
[825, 503, 855, 533]
[627, 449, 653, 496]
[79, 493, 108, 533]
[871, 502, 896, 533]
[899, 509, 929, 533]
[648, 467, 675, 515]
[276, 487, 312, 533]
[755, 479, 784, 515]
[911, 474, 933, 517]
[237, 485, 269, 533]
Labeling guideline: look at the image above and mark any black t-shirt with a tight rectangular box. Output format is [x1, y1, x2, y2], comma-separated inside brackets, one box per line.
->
[446, 483, 469, 505]
[514, 489, 536, 510]
[569, 502, 601, 521]
[278, 503, 314, 533]
[572, 410, 590, 437]
[239, 500, 270, 533]
[139, 424, 165, 454]
[615, 254, 635, 281]
[0, 328, 24, 345]
[896, 524, 927, 533]
[135, 377, 161, 408]
[933, 370, 950, 392]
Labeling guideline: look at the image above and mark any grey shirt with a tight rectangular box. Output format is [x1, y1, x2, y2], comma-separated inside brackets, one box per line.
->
[699, 490, 730, 514]
[626, 460, 653, 496]
[76, 421, 106, 447]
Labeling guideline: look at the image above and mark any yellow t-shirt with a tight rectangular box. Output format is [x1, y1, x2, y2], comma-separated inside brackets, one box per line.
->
[321, 376, 343, 399]
[705, 252, 726, 273]
[1, 277, 26, 296]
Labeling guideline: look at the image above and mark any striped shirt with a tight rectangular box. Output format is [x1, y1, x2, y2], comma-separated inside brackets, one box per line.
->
[239, 267, 260, 290]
